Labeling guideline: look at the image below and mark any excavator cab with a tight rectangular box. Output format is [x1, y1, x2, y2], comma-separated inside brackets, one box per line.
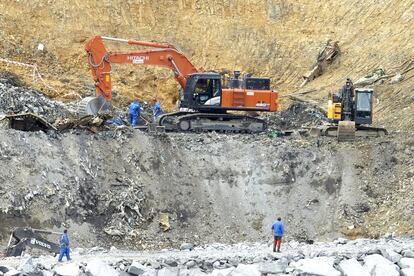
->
[180, 73, 223, 110]
[354, 88, 373, 125]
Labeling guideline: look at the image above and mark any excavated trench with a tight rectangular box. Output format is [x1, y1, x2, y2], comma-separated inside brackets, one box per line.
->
[0, 126, 411, 250]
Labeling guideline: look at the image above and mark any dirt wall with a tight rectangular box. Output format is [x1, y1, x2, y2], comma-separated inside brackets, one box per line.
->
[0, 130, 412, 249]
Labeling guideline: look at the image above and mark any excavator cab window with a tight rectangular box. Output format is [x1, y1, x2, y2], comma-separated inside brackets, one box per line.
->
[354, 90, 373, 125]
[193, 77, 221, 106]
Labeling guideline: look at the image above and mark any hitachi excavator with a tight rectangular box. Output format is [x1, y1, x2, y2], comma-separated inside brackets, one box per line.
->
[324, 78, 387, 141]
[84, 36, 278, 133]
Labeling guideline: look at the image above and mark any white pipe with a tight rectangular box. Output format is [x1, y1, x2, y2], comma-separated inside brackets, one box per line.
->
[101, 36, 128, 43]
[7, 233, 13, 247]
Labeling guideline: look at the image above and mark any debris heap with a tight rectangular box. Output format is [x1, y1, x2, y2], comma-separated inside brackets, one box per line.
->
[0, 79, 71, 123]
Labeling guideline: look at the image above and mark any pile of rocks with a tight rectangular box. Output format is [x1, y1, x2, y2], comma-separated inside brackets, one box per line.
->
[264, 102, 328, 130]
[1, 237, 413, 275]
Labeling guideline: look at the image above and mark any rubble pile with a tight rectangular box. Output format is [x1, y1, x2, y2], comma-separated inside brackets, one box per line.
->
[264, 102, 328, 130]
[0, 79, 71, 123]
[1, 237, 414, 275]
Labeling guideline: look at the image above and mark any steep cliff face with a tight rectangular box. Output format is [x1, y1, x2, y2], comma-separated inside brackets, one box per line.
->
[1, 0, 413, 129]
[0, 129, 412, 249]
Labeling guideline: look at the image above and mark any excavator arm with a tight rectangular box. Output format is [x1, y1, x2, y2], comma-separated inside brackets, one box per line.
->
[4, 227, 60, 257]
[85, 36, 198, 101]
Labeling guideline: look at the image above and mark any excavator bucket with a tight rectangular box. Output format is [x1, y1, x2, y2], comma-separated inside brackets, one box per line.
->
[337, 120, 356, 142]
[77, 96, 111, 116]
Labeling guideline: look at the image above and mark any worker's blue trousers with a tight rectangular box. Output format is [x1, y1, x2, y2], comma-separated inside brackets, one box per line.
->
[58, 247, 71, 261]
[129, 113, 138, 127]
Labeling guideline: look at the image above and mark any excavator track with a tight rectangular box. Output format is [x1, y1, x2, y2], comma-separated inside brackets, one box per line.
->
[159, 112, 266, 133]
[315, 124, 387, 141]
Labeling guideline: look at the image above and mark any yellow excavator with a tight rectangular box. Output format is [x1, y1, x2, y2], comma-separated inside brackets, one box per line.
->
[323, 78, 387, 141]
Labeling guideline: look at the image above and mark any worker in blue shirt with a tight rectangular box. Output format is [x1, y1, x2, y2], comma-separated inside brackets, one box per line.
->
[271, 217, 284, 252]
[58, 229, 71, 262]
[128, 100, 141, 127]
[152, 101, 162, 122]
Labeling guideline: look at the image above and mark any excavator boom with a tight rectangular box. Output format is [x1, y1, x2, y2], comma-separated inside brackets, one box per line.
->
[85, 36, 198, 100]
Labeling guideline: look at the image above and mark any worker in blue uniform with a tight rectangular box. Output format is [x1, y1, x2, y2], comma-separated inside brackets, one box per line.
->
[128, 100, 141, 127]
[271, 217, 284, 252]
[58, 229, 71, 262]
[152, 101, 162, 122]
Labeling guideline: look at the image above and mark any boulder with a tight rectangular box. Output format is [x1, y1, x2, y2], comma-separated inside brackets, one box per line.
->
[164, 258, 178, 267]
[290, 258, 341, 276]
[4, 270, 22, 276]
[85, 259, 119, 276]
[257, 260, 287, 274]
[230, 264, 261, 276]
[54, 263, 80, 276]
[338, 258, 370, 276]
[157, 267, 179, 276]
[127, 262, 147, 275]
[211, 267, 235, 276]
[0, 267, 10, 274]
[179, 268, 208, 276]
[26, 272, 43, 276]
[401, 268, 414, 276]
[399, 258, 414, 269]
[402, 250, 414, 258]
[180, 243, 194, 251]
[364, 254, 400, 276]
[185, 260, 197, 269]
[18, 257, 35, 274]
[380, 248, 402, 263]
[335, 238, 348, 244]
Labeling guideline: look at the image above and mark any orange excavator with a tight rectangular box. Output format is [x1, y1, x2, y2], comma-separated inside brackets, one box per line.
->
[84, 36, 278, 132]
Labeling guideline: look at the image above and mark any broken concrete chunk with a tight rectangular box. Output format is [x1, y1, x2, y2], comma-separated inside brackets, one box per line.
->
[230, 264, 261, 276]
[211, 267, 235, 276]
[157, 267, 179, 276]
[257, 260, 288, 274]
[54, 263, 80, 276]
[399, 258, 414, 269]
[364, 254, 400, 276]
[290, 258, 341, 276]
[4, 269, 21, 276]
[401, 268, 414, 276]
[402, 250, 414, 258]
[17, 257, 35, 274]
[85, 259, 118, 276]
[381, 248, 402, 263]
[127, 261, 147, 275]
[338, 258, 370, 276]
